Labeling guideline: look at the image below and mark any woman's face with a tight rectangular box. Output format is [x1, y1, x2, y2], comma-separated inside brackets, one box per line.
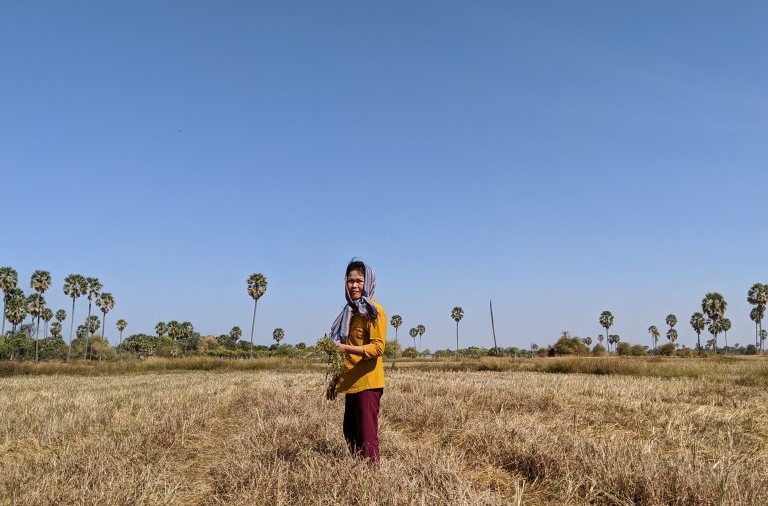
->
[346, 269, 365, 300]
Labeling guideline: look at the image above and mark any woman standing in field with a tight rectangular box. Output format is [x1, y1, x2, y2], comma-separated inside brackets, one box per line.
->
[328, 259, 387, 463]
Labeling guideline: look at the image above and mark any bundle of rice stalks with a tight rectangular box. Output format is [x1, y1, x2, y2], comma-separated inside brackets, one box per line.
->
[316, 334, 344, 400]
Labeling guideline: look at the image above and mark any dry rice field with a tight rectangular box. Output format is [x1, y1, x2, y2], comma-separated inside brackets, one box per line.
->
[1, 359, 767, 505]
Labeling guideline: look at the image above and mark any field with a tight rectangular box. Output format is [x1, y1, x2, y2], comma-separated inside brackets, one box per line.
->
[1, 357, 767, 505]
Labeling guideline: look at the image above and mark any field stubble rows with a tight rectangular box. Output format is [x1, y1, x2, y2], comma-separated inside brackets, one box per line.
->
[1, 361, 767, 505]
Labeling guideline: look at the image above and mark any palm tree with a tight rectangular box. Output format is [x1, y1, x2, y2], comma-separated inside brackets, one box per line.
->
[583, 336, 592, 347]
[409, 327, 418, 351]
[390, 315, 402, 368]
[116, 319, 127, 351]
[648, 325, 660, 355]
[597, 334, 604, 347]
[666, 328, 678, 347]
[41, 307, 53, 339]
[82, 277, 102, 360]
[62, 274, 87, 361]
[27, 293, 46, 362]
[690, 312, 706, 355]
[416, 324, 425, 352]
[760, 329, 767, 352]
[0, 267, 18, 335]
[608, 334, 620, 353]
[720, 317, 731, 352]
[95, 292, 115, 346]
[451, 307, 464, 353]
[246, 273, 268, 358]
[55, 309, 66, 325]
[390, 315, 402, 348]
[181, 322, 194, 356]
[5, 288, 27, 333]
[155, 321, 167, 338]
[749, 307, 763, 349]
[599, 311, 614, 347]
[701, 293, 727, 354]
[747, 283, 767, 348]
[230, 326, 242, 342]
[706, 319, 721, 354]
[273, 328, 284, 345]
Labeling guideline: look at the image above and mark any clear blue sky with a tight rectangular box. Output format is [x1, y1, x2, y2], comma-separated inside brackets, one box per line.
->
[2, 1, 766, 350]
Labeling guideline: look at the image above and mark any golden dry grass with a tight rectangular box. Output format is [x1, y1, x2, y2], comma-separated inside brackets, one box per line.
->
[1, 360, 767, 505]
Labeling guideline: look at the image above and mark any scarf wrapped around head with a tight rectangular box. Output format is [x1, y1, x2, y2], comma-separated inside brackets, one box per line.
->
[330, 263, 378, 343]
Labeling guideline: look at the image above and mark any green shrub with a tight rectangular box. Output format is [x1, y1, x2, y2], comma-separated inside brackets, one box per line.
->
[592, 344, 607, 356]
[658, 342, 676, 356]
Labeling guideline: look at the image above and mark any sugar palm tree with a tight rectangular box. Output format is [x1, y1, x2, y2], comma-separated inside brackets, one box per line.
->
[409, 327, 418, 351]
[82, 277, 102, 360]
[451, 306, 464, 353]
[27, 293, 46, 362]
[690, 312, 706, 355]
[390, 315, 402, 348]
[666, 328, 678, 347]
[416, 324, 425, 352]
[749, 307, 763, 349]
[648, 325, 660, 355]
[155, 321, 167, 338]
[597, 334, 604, 346]
[665, 314, 677, 342]
[41, 307, 53, 339]
[706, 319, 721, 353]
[583, 336, 592, 346]
[599, 311, 614, 347]
[230, 326, 242, 342]
[116, 318, 127, 352]
[246, 273, 268, 358]
[720, 317, 731, 352]
[701, 293, 727, 354]
[607, 334, 620, 353]
[0, 266, 18, 335]
[747, 283, 767, 348]
[63, 274, 87, 361]
[50, 322, 62, 338]
[55, 309, 66, 324]
[95, 292, 115, 346]
[761, 329, 767, 352]
[5, 288, 27, 333]
[273, 328, 284, 345]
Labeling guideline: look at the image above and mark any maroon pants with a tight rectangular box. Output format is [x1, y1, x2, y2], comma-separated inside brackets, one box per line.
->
[343, 388, 383, 463]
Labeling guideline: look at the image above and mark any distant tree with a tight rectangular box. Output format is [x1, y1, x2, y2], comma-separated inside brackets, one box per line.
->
[701, 293, 727, 353]
[607, 334, 620, 353]
[116, 319, 127, 350]
[583, 336, 592, 346]
[648, 325, 660, 355]
[451, 307, 464, 352]
[0, 266, 18, 335]
[616, 341, 631, 356]
[273, 328, 285, 345]
[82, 277, 103, 360]
[30, 270, 52, 361]
[665, 314, 677, 330]
[62, 274, 87, 362]
[55, 309, 66, 325]
[390, 315, 403, 368]
[720, 318, 731, 351]
[599, 311, 614, 348]
[417, 324, 426, 352]
[246, 273, 268, 357]
[761, 329, 767, 351]
[597, 334, 604, 346]
[50, 321, 62, 338]
[40, 307, 53, 339]
[690, 312, 706, 355]
[26, 293, 46, 362]
[5, 288, 27, 333]
[749, 307, 763, 349]
[666, 328, 678, 348]
[95, 292, 115, 347]
[747, 283, 768, 348]
[409, 327, 418, 351]
[658, 342, 676, 356]
[230, 326, 242, 343]
[552, 335, 589, 356]
[155, 321, 167, 338]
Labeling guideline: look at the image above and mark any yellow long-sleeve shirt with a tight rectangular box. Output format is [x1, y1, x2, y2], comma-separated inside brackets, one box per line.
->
[336, 300, 387, 394]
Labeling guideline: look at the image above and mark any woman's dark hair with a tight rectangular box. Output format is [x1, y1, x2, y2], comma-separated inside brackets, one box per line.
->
[346, 258, 366, 277]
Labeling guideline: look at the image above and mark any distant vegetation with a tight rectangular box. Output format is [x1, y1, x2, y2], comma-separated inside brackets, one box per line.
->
[1, 266, 766, 363]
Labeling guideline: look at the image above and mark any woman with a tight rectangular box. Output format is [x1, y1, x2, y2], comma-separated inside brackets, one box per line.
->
[328, 259, 387, 463]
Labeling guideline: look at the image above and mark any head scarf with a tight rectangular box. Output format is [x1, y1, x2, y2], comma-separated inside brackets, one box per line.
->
[330, 262, 378, 343]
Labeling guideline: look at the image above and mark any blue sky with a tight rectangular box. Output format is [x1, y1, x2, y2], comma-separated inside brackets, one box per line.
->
[2, 1, 767, 350]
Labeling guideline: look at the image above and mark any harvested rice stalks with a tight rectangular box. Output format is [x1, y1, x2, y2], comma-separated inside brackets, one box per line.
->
[316, 334, 344, 400]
